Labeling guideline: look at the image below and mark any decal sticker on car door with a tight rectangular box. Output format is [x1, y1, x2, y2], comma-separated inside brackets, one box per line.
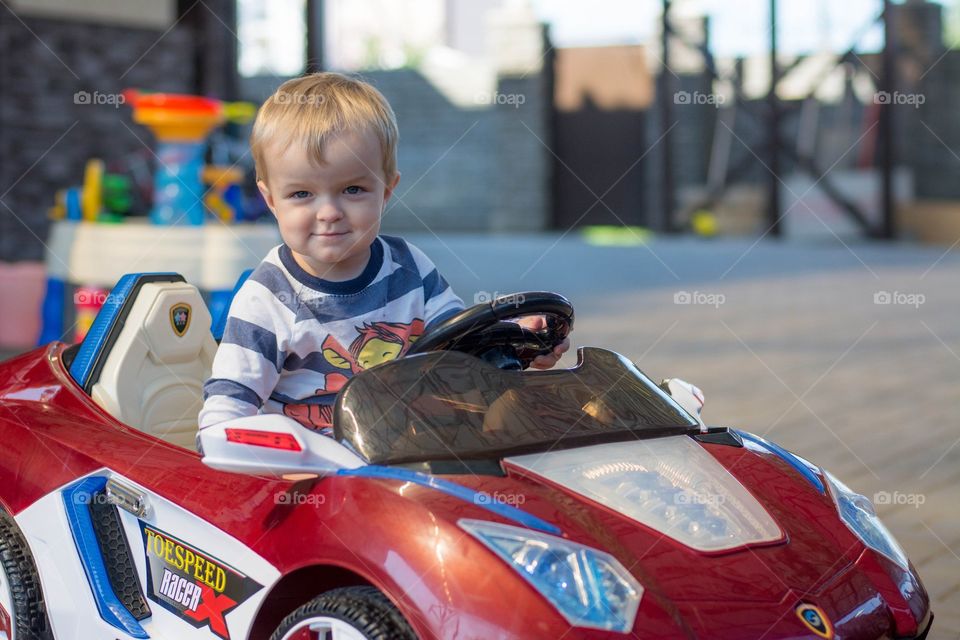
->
[140, 522, 263, 640]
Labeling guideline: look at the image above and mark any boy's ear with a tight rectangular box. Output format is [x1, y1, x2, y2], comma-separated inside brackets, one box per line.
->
[382, 172, 401, 206]
[257, 179, 277, 217]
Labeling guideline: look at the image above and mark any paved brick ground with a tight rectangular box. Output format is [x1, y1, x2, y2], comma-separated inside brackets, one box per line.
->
[4, 233, 959, 636]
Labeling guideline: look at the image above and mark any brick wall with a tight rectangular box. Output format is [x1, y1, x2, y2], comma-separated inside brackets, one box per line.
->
[903, 51, 960, 199]
[491, 73, 551, 232]
[363, 69, 498, 232]
[241, 67, 551, 233]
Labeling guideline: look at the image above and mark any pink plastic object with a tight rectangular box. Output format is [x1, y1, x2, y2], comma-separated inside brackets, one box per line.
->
[74, 286, 108, 343]
[0, 262, 46, 350]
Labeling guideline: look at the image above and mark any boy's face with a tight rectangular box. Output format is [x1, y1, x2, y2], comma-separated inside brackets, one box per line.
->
[257, 128, 399, 281]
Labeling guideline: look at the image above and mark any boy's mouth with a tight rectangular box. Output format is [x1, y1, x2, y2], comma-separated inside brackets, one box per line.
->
[311, 231, 348, 237]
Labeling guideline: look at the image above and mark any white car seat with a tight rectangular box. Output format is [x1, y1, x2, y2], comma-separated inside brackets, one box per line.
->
[90, 281, 216, 449]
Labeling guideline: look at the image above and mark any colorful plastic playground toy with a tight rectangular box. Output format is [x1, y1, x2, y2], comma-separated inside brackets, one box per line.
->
[202, 165, 245, 224]
[36, 89, 273, 347]
[122, 90, 225, 226]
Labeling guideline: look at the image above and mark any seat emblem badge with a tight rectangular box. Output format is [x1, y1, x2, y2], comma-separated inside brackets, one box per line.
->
[170, 304, 192, 337]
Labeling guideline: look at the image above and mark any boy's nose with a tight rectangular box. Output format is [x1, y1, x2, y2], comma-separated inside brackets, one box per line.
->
[314, 202, 344, 222]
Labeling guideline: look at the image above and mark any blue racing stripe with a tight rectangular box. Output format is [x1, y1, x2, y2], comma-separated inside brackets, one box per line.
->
[69, 274, 138, 387]
[736, 430, 825, 493]
[62, 476, 150, 638]
[338, 465, 561, 535]
[69, 273, 182, 390]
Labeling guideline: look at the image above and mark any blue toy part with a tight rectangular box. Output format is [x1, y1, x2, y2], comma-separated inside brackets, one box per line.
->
[151, 141, 205, 226]
[338, 465, 562, 535]
[207, 290, 233, 339]
[210, 268, 252, 341]
[70, 272, 184, 392]
[37, 277, 66, 345]
[224, 184, 245, 220]
[65, 187, 83, 221]
[61, 476, 150, 638]
[736, 430, 825, 494]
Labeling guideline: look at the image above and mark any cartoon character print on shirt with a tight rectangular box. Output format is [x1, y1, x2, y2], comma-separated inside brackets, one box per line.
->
[282, 319, 425, 432]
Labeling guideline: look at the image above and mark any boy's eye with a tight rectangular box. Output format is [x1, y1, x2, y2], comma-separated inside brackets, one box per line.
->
[289, 191, 311, 199]
[344, 185, 365, 195]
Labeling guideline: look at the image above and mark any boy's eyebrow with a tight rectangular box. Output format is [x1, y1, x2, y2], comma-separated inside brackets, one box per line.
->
[279, 173, 375, 189]
[277, 181, 312, 191]
[341, 173, 376, 184]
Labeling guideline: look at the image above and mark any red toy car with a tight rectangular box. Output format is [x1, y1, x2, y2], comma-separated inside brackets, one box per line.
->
[0, 274, 932, 639]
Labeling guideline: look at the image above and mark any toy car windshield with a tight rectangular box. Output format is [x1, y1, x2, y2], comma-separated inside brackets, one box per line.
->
[333, 346, 700, 465]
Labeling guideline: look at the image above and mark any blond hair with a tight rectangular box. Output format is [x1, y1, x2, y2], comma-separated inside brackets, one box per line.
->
[251, 72, 399, 183]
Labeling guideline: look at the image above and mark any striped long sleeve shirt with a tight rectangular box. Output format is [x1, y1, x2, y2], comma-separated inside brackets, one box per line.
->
[199, 235, 464, 434]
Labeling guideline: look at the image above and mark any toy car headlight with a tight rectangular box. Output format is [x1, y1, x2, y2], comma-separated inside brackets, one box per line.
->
[823, 470, 909, 571]
[459, 519, 642, 632]
[507, 436, 783, 552]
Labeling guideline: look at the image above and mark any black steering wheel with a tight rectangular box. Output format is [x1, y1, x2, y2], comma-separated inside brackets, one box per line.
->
[407, 292, 574, 370]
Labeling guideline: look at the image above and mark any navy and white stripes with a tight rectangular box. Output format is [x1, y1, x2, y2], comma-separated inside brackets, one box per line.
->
[199, 236, 463, 430]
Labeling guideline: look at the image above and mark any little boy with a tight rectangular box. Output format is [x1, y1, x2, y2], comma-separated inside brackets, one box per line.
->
[199, 72, 568, 435]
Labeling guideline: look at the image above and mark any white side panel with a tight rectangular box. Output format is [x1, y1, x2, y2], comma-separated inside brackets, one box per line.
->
[15, 483, 139, 640]
[16, 469, 281, 640]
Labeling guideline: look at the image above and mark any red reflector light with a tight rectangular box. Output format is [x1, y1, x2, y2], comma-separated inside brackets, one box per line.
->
[225, 428, 302, 451]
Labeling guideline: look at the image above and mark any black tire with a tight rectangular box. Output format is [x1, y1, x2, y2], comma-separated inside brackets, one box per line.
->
[0, 509, 54, 640]
[270, 585, 416, 640]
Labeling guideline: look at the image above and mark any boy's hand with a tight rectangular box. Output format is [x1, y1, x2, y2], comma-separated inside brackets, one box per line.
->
[515, 315, 571, 369]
